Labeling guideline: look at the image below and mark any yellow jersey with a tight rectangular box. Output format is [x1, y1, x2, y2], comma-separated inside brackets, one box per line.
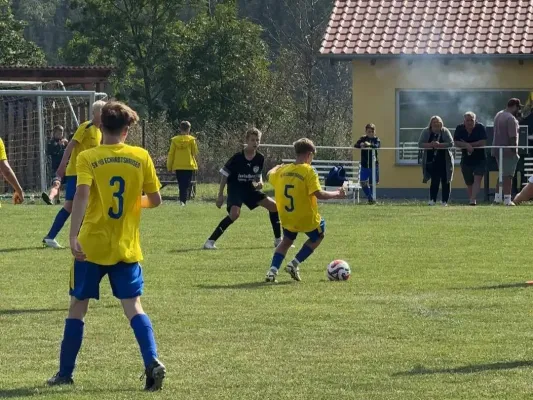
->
[66, 121, 102, 176]
[269, 163, 322, 233]
[0, 138, 6, 161]
[76, 144, 161, 265]
[167, 134, 198, 171]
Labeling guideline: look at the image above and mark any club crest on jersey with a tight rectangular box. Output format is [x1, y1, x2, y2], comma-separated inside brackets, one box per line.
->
[253, 166, 260, 173]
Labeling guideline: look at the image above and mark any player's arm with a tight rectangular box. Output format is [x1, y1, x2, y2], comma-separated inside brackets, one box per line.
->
[372, 138, 381, 149]
[216, 155, 235, 207]
[313, 188, 346, 200]
[0, 160, 24, 203]
[354, 137, 364, 148]
[166, 140, 175, 172]
[267, 164, 283, 178]
[55, 137, 77, 178]
[306, 168, 345, 200]
[254, 174, 264, 190]
[143, 152, 163, 208]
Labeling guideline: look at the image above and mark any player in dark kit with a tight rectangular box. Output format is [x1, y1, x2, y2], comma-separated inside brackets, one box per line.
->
[354, 123, 381, 204]
[42, 125, 68, 205]
[204, 128, 282, 249]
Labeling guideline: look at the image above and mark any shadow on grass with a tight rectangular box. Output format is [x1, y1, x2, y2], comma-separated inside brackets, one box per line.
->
[0, 308, 68, 315]
[452, 282, 530, 290]
[0, 246, 48, 253]
[394, 360, 533, 376]
[0, 386, 137, 398]
[169, 246, 272, 254]
[198, 281, 295, 290]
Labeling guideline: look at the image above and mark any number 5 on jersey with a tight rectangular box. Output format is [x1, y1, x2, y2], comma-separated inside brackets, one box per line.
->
[284, 184, 295, 212]
[109, 176, 125, 219]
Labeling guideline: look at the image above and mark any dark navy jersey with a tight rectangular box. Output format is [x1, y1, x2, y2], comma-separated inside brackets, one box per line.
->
[221, 151, 264, 191]
[47, 138, 67, 171]
[355, 136, 381, 168]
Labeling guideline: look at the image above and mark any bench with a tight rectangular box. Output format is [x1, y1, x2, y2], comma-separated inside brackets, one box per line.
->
[155, 166, 197, 200]
[281, 159, 362, 203]
[522, 157, 533, 186]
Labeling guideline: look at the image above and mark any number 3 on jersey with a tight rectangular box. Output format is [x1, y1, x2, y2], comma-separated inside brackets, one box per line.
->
[109, 176, 125, 219]
[284, 184, 295, 212]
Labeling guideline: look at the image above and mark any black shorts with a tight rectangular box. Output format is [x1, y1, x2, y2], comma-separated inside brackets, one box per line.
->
[227, 187, 267, 213]
[461, 161, 485, 186]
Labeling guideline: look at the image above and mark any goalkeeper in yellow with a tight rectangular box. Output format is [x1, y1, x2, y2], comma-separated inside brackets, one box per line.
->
[0, 137, 24, 204]
[47, 102, 166, 391]
[266, 138, 345, 282]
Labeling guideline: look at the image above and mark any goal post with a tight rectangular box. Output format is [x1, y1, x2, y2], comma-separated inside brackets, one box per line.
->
[0, 85, 107, 194]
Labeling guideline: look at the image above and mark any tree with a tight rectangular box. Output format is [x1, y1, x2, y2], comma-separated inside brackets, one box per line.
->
[0, 0, 45, 66]
[163, 1, 276, 131]
[62, 0, 198, 120]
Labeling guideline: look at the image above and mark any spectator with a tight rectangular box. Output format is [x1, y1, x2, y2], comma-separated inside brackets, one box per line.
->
[167, 121, 199, 206]
[454, 112, 487, 205]
[354, 123, 380, 204]
[418, 116, 454, 206]
[42, 125, 68, 205]
[492, 98, 522, 206]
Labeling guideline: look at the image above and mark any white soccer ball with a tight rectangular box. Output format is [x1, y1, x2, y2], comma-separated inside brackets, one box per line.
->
[327, 260, 351, 281]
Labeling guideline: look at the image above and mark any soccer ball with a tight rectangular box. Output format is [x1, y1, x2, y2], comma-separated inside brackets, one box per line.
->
[327, 260, 351, 281]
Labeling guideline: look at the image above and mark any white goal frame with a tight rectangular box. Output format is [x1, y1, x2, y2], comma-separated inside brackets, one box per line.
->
[0, 89, 107, 192]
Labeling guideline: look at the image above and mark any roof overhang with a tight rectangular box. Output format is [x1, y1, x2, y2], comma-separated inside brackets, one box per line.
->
[318, 53, 533, 61]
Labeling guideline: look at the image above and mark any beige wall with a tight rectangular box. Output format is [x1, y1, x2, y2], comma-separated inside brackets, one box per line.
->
[352, 58, 533, 189]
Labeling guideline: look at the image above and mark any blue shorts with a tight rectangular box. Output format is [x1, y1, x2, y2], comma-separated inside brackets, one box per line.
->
[70, 260, 144, 300]
[360, 167, 379, 184]
[65, 176, 77, 201]
[283, 219, 326, 243]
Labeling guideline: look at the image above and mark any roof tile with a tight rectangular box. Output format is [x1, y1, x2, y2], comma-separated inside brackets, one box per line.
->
[321, 0, 533, 56]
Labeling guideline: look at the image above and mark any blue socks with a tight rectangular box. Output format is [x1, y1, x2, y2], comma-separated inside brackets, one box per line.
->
[270, 252, 285, 270]
[46, 208, 71, 239]
[362, 185, 373, 201]
[130, 314, 158, 369]
[295, 245, 314, 264]
[59, 318, 84, 378]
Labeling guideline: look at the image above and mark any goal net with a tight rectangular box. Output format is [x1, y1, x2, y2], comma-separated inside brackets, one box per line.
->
[0, 82, 107, 194]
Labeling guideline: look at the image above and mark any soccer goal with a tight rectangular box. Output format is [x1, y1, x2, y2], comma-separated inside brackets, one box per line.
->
[0, 81, 108, 194]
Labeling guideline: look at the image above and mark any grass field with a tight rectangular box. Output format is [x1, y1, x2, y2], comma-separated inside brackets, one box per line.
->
[2, 198, 533, 399]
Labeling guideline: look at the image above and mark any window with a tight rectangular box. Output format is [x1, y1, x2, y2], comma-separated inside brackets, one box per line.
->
[396, 90, 531, 164]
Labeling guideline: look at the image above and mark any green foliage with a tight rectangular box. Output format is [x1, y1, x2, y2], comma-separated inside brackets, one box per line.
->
[0, 0, 45, 66]
[63, 0, 196, 119]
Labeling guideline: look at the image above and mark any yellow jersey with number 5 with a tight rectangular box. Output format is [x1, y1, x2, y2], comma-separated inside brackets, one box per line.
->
[76, 144, 161, 265]
[0, 137, 6, 161]
[269, 163, 322, 233]
[66, 121, 102, 176]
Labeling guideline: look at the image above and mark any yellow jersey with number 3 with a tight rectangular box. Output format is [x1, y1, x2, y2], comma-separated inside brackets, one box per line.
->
[66, 121, 102, 176]
[0, 138, 6, 161]
[269, 163, 322, 233]
[76, 144, 161, 265]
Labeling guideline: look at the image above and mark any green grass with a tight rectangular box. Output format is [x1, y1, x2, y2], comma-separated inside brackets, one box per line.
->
[2, 198, 533, 399]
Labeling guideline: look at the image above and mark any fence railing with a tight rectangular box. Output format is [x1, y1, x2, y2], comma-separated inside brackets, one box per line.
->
[258, 143, 530, 202]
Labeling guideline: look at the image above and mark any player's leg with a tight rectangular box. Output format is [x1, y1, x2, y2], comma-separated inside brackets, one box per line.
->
[48, 260, 103, 386]
[43, 176, 76, 248]
[514, 178, 533, 204]
[204, 190, 242, 249]
[360, 167, 372, 202]
[285, 220, 326, 281]
[258, 196, 282, 245]
[49, 179, 61, 202]
[110, 262, 165, 391]
[266, 230, 296, 282]
[180, 170, 193, 205]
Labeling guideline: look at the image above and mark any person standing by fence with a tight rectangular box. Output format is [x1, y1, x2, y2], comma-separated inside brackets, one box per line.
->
[454, 112, 487, 206]
[492, 98, 522, 206]
[418, 116, 454, 206]
[166, 121, 198, 206]
[354, 123, 380, 204]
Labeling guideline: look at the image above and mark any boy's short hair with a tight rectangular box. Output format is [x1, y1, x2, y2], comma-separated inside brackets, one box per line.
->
[246, 128, 262, 140]
[92, 100, 107, 113]
[101, 101, 139, 136]
[180, 121, 191, 132]
[53, 125, 64, 133]
[294, 138, 316, 155]
[365, 123, 376, 131]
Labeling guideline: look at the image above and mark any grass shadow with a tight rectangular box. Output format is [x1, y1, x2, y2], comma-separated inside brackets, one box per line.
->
[0, 246, 47, 253]
[394, 360, 533, 376]
[169, 246, 272, 254]
[198, 281, 295, 290]
[0, 386, 138, 398]
[452, 282, 530, 290]
[0, 387, 43, 398]
[0, 308, 68, 315]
